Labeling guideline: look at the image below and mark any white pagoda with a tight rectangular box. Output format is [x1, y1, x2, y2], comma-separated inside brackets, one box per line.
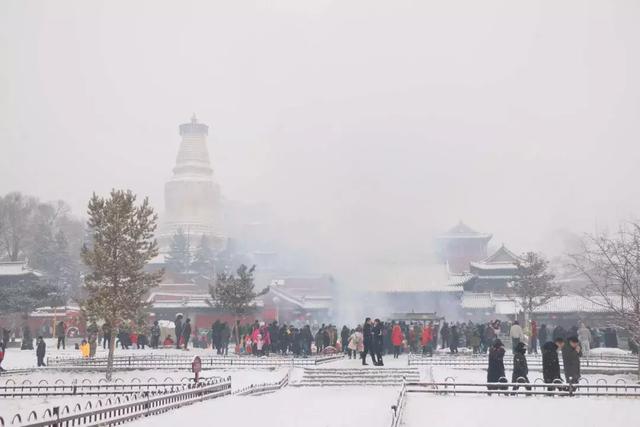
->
[158, 115, 224, 250]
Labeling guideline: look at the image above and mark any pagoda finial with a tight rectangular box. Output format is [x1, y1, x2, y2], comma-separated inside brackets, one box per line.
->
[191, 113, 198, 124]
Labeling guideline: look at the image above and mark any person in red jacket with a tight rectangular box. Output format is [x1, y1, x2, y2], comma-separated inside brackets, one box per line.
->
[421, 323, 433, 356]
[0, 340, 5, 372]
[391, 322, 404, 359]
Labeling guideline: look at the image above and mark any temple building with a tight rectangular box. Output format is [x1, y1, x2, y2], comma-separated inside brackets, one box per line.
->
[158, 115, 224, 250]
[435, 222, 492, 273]
[467, 244, 521, 293]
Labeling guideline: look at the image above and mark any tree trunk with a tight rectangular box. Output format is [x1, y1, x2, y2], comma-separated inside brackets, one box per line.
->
[106, 333, 116, 381]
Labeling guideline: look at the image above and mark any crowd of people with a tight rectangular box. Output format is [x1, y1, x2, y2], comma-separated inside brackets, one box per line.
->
[0, 313, 631, 379]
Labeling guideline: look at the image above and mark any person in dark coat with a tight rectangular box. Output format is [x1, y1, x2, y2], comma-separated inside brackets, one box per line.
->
[150, 321, 161, 349]
[542, 337, 565, 390]
[562, 336, 582, 386]
[487, 339, 506, 392]
[55, 321, 66, 350]
[269, 322, 280, 355]
[512, 341, 531, 393]
[440, 322, 449, 349]
[372, 319, 384, 366]
[449, 325, 459, 354]
[341, 326, 350, 355]
[181, 318, 192, 350]
[604, 328, 618, 348]
[174, 315, 183, 349]
[102, 322, 112, 349]
[362, 318, 375, 366]
[36, 336, 46, 367]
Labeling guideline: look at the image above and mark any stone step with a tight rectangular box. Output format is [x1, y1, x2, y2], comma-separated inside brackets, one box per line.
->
[304, 369, 418, 373]
[302, 372, 419, 377]
[295, 381, 406, 387]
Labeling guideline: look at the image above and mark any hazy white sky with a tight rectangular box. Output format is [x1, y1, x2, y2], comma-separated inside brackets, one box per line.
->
[1, 0, 639, 286]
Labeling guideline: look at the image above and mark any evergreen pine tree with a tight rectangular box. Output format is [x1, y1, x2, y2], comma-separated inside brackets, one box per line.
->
[210, 264, 266, 350]
[192, 234, 215, 279]
[511, 252, 559, 322]
[50, 230, 81, 303]
[165, 228, 191, 275]
[80, 190, 163, 380]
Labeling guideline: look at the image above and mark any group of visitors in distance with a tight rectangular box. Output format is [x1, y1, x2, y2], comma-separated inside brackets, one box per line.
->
[1, 313, 636, 380]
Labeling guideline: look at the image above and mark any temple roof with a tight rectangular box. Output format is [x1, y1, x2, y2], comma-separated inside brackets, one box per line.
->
[437, 221, 492, 241]
[470, 245, 521, 271]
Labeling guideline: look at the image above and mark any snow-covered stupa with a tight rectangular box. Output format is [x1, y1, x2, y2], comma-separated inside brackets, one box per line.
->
[158, 115, 224, 250]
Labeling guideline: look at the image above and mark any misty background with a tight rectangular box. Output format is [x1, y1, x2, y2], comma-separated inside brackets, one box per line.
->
[1, 0, 639, 289]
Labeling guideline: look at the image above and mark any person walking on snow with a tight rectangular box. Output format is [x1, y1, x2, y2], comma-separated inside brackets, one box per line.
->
[36, 336, 46, 367]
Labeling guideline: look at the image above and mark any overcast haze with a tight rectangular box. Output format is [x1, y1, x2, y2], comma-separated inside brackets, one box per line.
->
[1, 0, 639, 288]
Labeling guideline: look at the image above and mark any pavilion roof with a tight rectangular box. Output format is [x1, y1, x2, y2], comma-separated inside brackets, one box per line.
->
[470, 245, 521, 270]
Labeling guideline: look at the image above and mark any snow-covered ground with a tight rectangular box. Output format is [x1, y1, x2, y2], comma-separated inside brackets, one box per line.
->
[403, 394, 639, 427]
[0, 343, 289, 417]
[2, 345, 639, 427]
[130, 387, 398, 427]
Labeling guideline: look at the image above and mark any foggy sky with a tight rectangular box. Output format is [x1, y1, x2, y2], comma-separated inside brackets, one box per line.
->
[1, 0, 640, 288]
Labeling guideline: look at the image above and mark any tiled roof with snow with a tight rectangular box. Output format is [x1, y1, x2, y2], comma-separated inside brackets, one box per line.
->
[0, 261, 43, 278]
[447, 273, 475, 287]
[461, 293, 494, 309]
[470, 245, 521, 271]
[461, 291, 621, 315]
[534, 295, 612, 314]
[267, 285, 332, 310]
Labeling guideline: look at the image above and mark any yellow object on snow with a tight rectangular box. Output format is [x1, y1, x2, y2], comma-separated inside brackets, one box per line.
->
[80, 343, 90, 358]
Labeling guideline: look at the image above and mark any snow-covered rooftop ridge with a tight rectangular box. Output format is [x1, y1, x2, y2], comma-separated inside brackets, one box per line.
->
[461, 291, 626, 315]
[483, 244, 520, 264]
[469, 244, 521, 271]
[0, 261, 43, 277]
[267, 285, 332, 310]
[447, 273, 475, 287]
[461, 292, 494, 309]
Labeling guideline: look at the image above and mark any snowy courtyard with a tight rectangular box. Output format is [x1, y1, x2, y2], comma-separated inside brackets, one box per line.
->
[2, 342, 639, 427]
